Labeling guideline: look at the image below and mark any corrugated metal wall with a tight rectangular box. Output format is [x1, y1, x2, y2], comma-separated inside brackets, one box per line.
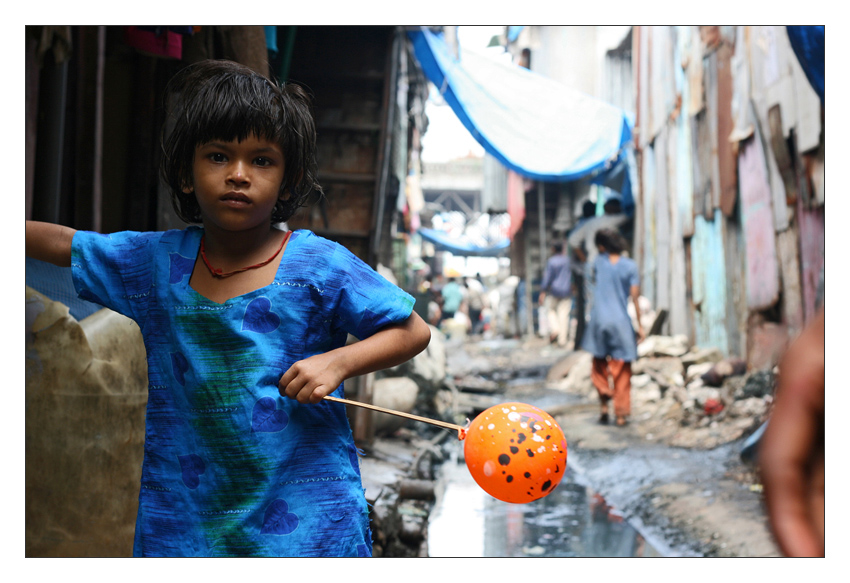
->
[634, 26, 824, 368]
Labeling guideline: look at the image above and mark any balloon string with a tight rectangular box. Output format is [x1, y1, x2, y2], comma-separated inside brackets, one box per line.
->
[323, 395, 468, 440]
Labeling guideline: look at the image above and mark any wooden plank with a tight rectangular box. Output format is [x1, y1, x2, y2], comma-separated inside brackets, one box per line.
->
[767, 104, 798, 205]
[691, 110, 713, 220]
[704, 50, 721, 212]
[738, 134, 780, 311]
[654, 126, 671, 313]
[776, 227, 805, 340]
[636, 26, 650, 150]
[641, 142, 657, 308]
[716, 42, 738, 217]
[721, 212, 747, 359]
[796, 195, 824, 323]
[729, 26, 754, 143]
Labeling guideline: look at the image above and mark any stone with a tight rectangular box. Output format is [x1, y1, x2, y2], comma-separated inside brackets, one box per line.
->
[727, 397, 769, 419]
[681, 346, 725, 369]
[372, 377, 420, 435]
[638, 334, 690, 358]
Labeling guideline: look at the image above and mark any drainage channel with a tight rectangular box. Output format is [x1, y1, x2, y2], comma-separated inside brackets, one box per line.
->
[427, 456, 662, 557]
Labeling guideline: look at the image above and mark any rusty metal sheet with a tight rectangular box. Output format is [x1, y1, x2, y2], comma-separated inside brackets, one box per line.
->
[716, 42, 738, 217]
[796, 195, 824, 323]
[738, 134, 780, 311]
[649, 26, 676, 144]
[674, 27, 695, 238]
[654, 125, 671, 313]
[666, 123, 690, 337]
[776, 227, 805, 339]
[690, 210, 730, 354]
[690, 110, 713, 220]
[685, 27, 704, 116]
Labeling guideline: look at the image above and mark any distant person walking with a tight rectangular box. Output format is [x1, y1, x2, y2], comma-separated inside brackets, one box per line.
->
[464, 275, 487, 335]
[581, 228, 645, 427]
[440, 277, 464, 322]
[538, 242, 573, 348]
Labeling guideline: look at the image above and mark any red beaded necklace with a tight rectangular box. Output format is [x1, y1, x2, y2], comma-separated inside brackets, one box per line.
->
[200, 231, 291, 279]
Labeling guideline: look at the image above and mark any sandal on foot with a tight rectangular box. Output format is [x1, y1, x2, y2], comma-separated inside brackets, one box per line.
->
[616, 416, 628, 427]
[598, 412, 609, 424]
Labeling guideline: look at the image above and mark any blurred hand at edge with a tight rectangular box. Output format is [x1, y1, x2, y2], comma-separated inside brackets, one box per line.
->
[760, 306, 825, 557]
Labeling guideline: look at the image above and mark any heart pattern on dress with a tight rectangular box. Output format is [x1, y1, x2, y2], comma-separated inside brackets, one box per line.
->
[251, 397, 289, 433]
[171, 351, 189, 386]
[242, 297, 280, 334]
[169, 252, 196, 284]
[178, 454, 206, 489]
[260, 499, 299, 535]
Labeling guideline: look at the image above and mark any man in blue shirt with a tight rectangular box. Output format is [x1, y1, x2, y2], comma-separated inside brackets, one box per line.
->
[538, 242, 573, 347]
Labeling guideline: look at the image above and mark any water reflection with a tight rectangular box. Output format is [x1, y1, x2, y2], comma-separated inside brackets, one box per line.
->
[429, 462, 660, 557]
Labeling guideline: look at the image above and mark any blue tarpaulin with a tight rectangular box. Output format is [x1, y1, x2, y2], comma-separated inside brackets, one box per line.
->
[408, 27, 634, 185]
[418, 228, 510, 257]
[786, 26, 824, 104]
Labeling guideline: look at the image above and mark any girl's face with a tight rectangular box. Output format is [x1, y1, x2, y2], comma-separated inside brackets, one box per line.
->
[186, 135, 287, 233]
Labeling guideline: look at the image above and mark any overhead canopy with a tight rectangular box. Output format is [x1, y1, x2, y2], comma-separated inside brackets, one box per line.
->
[418, 228, 510, 257]
[408, 27, 634, 184]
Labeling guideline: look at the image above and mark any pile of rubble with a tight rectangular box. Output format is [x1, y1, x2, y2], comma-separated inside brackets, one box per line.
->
[549, 334, 774, 450]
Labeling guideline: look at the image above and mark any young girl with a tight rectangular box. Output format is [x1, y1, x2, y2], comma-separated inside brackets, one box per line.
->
[25, 60, 431, 557]
[580, 228, 644, 427]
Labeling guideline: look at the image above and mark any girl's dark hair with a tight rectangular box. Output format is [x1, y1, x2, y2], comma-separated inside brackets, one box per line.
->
[595, 228, 627, 254]
[160, 59, 322, 224]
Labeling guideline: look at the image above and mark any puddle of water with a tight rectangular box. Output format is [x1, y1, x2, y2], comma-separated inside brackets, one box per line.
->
[428, 460, 661, 557]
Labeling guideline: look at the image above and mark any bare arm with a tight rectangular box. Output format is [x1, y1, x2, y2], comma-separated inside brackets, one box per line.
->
[26, 220, 76, 267]
[760, 306, 825, 556]
[279, 310, 432, 404]
[630, 284, 644, 342]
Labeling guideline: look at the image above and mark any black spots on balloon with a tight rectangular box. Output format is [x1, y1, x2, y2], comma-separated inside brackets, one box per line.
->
[506, 475, 514, 483]
[498, 454, 511, 466]
[524, 472, 531, 479]
[510, 446, 519, 454]
[541, 480, 552, 492]
[555, 464, 561, 474]
[517, 433, 527, 444]
[526, 449, 535, 457]
[546, 434, 551, 440]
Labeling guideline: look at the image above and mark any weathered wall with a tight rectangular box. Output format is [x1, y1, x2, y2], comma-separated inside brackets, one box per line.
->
[633, 26, 824, 368]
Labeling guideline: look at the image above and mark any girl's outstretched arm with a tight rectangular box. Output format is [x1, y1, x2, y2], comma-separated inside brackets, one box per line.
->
[26, 220, 76, 267]
[279, 311, 432, 404]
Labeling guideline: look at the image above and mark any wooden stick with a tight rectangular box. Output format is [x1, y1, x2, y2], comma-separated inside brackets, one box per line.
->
[323, 395, 467, 437]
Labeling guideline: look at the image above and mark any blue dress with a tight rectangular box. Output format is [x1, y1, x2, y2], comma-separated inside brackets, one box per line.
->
[580, 253, 640, 362]
[71, 227, 415, 557]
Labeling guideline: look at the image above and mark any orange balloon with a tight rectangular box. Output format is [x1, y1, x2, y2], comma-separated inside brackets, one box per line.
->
[463, 402, 567, 504]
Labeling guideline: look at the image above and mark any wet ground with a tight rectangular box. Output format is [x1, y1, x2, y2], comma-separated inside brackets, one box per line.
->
[425, 335, 779, 557]
[429, 453, 663, 557]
